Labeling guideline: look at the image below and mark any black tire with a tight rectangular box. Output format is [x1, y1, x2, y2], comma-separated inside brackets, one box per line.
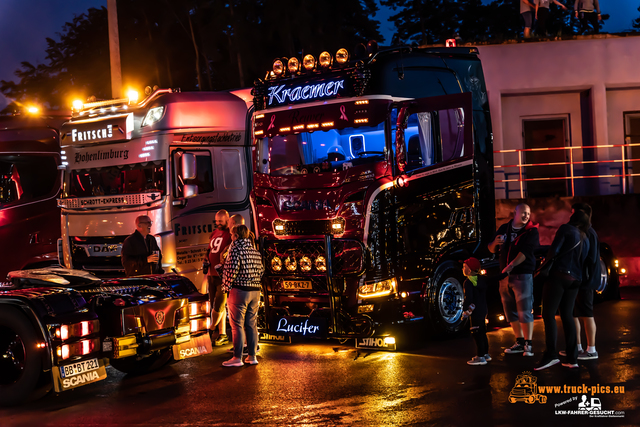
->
[0, 306, 47, 406]
[109, 348, 174, 375]
[426, 263, 467, 336]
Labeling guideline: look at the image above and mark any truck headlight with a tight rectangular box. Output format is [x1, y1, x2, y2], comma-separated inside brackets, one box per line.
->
[142, 106, 165, 127]
[358, 278, 397, 298]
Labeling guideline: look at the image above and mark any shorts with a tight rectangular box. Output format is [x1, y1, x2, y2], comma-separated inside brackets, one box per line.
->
[499, 273, 534, 323]
[574, 287, 594, 317]
[207, 275, 227, 313]
[521, 11, 533, 29]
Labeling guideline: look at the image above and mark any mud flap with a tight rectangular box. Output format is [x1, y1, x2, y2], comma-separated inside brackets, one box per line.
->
[172, 333, 212, 360]
[355, 336, 397, 351]
[53, 358, 108, 392]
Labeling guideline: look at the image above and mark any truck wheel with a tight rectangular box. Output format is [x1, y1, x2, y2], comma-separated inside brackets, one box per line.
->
[0, 307, 46, 406]
[426, 264, 466, 336]
[109, 348, 173, 375]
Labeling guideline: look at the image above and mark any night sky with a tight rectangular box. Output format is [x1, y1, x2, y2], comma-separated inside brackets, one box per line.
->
[0, 0, 637, 111]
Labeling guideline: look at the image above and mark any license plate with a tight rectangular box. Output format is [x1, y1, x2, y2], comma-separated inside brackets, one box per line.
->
[282, 280, 312, 290]
[60, 358, 100, 378]
[173, 333, 213, 360]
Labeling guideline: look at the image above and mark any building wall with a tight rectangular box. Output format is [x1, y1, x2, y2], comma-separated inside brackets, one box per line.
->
[477, 36, 640, 284]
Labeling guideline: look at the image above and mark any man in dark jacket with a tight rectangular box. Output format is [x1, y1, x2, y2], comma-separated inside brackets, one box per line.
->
[488, 203, 539, 357]
[121, 215, 163, 276]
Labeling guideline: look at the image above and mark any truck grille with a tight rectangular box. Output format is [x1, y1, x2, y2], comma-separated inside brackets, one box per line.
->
[263, 239, 364, 277]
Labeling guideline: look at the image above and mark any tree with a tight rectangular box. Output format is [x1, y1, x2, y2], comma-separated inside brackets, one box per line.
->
[2, 0, 384, 111]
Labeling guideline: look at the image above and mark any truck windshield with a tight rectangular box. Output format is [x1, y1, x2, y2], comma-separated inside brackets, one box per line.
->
[65, 161, 166, 198]
[260, 122, 386, 176]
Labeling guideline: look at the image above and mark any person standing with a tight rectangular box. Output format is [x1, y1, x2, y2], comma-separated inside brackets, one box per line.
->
[121, 215, 163, 276]
[574, 0, 601, 34]
[204, 210, 232, 346]
[535, 210, 591, 370]
[488, 203, 539, 357]
[536, 0, 568, 37]
[221, 225, 264, 367]
[521, 0, 536, 38]
[462, 257, 491, 366]
[571, 203, 600, 361]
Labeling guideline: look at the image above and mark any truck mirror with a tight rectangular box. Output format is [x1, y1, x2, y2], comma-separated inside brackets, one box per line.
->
[181, 153, 197, 180]
[395, 106, 409, 173]
[183, 184, 198, 199]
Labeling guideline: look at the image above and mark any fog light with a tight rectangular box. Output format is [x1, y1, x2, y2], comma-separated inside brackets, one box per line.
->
[285, 256, 297, 272]
[498, 315, 505, 321]
[271, 256, 282, 272]
[300, 256, 312, 272]
[400, 292, 407, 298]
[315, 256, 326, 272]
[358, 304, 374, 313]
[620, 268, 627, 274]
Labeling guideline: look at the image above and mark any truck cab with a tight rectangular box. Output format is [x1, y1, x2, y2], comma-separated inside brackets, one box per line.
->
[251, 45, 495, 346]
[58, 88, 253, 286]
[0, 114, 67, 280]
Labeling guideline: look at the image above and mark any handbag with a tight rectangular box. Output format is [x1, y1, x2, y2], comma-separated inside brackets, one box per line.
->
[533, 239, 581, 280]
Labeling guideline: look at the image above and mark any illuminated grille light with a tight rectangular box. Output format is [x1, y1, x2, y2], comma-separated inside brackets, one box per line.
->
[285, 257, 297, 272]
[354, 118, 369, 124]
[255, 130, 264, 136]
[280, 127, 291, 132]
[255, 114, 265, 119]
[315, 256, 327, 272]
[293, 124, 305, 131]
[307, 123, 319, 129]
[300, 256, 312, 272]
[271, 257, 282, 272]
[321, 122, 334, 128]
[355, 100, 369, 105]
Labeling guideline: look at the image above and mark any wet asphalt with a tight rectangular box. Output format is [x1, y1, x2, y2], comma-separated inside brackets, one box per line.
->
[2, 289, 639, 426]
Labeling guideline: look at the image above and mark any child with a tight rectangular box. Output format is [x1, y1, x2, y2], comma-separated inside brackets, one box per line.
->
[462, 257, 491, 366]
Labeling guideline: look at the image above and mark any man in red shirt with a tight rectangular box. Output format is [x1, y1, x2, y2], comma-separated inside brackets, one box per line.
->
[206, 209, 232, 345]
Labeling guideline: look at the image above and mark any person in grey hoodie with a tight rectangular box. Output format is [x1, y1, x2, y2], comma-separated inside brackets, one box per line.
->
[574, 0, 601, 34]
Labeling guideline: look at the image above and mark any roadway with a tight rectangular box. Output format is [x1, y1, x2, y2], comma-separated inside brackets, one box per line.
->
[2, 289, 639, 426]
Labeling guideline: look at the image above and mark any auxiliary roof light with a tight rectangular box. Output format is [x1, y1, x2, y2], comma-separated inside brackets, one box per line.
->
[335, 48, 349, 64]
[303, 54, 316, 71]
[127, 90, 139, 104]
[273, 59, 285, 76]
[319, 51, 332, 68]
[288, 57, 300, 74]
[72, 100, 84, 111]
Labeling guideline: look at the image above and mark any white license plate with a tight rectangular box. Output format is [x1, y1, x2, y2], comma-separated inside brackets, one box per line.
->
[60, 358, 100, 378]
[282, 280, 312, 290]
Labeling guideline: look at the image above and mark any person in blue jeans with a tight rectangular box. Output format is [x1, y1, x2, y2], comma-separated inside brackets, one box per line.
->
[221, 224, 264, 367]
[535, 210, 591, 371]
[488, 204, 539, 357]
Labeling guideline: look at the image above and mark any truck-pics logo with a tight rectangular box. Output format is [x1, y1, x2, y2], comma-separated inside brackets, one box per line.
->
[509, 372, 548, 404]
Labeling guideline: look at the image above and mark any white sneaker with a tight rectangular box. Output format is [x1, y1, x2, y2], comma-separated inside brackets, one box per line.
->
[467, 356, 487, 366]
[222, 358, 244, 367]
